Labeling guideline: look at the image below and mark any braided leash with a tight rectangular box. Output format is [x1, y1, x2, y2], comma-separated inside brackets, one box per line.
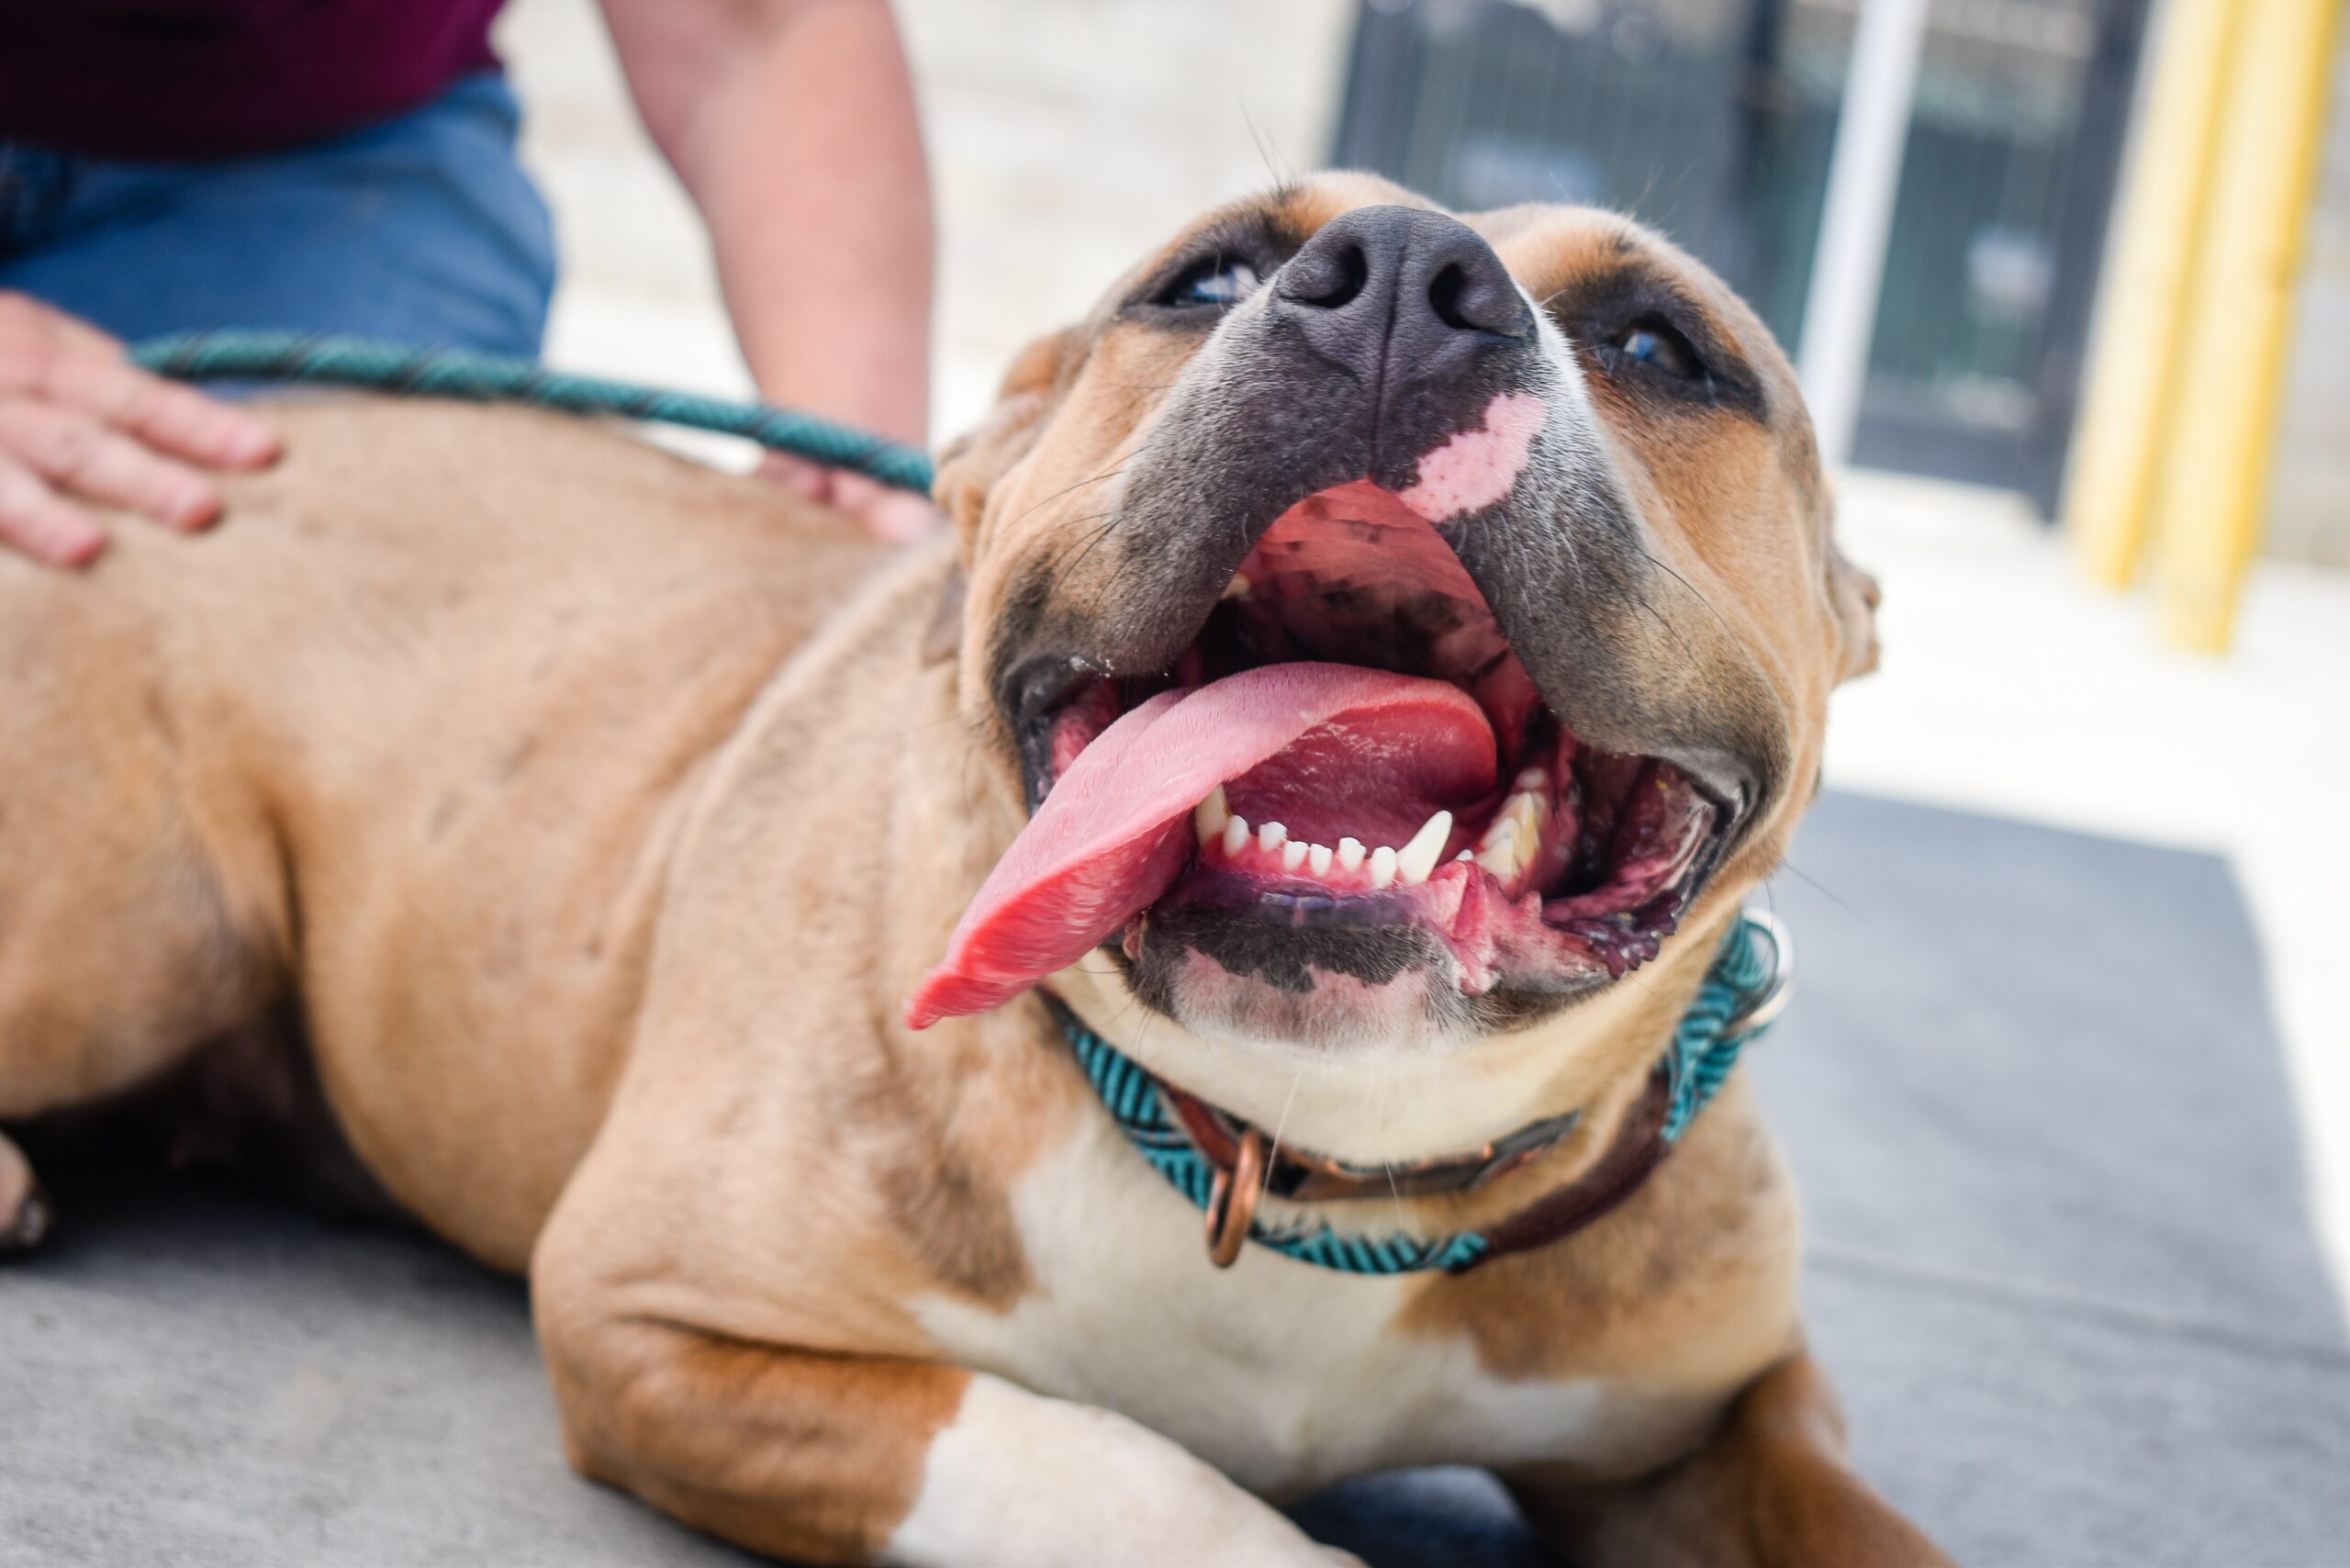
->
[132, 330, 935, 495]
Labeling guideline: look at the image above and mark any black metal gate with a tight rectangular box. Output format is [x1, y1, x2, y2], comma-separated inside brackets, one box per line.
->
[1332, 0, 2149, 513]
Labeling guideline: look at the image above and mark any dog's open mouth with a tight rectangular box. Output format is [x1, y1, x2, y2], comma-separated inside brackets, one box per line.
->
[906, 482, 1731, 1028]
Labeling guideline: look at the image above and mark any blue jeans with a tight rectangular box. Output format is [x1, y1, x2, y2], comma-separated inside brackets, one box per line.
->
[0, 73, 555, 359]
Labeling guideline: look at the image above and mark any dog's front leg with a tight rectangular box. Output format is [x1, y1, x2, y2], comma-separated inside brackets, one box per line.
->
[1502, 1350, 1952, 1568]
[888, 1368, 1363, 1567]
[537, 1305, 1357, 1567]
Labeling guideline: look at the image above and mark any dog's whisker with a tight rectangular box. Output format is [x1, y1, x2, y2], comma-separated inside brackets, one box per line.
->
[1264, 1065, 1305, 1193]
[1239, 100, 1294, 193]
[1769, 861, 1855, 917]
[997, 462, 1133, 538]
[1042, 510, 1125, 599]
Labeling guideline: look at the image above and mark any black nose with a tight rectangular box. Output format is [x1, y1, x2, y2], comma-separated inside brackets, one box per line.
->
[1272, 206, 1533, 388]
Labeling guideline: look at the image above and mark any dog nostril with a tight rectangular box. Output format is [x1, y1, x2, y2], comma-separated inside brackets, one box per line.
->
[1288, 242, 1370, 310]
[1428, 260, 1527, 336]
[1427, 263, 1473, 331]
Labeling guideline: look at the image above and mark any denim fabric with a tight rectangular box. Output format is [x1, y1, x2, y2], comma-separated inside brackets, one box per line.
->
[0, 73, 554, 359]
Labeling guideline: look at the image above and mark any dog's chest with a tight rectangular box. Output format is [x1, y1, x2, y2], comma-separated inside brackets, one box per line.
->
[912, 1117, 1718, 1495]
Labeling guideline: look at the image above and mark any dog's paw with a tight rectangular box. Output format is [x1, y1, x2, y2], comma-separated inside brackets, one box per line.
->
[0, 1133, 51, 1255]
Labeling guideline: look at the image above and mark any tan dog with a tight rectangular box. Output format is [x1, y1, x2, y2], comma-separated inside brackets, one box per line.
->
[0, 174, 1944, 1566]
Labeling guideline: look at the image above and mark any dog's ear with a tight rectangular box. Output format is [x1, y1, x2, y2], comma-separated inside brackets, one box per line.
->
[1828, 543, 1881, 682]
[934, 325, 1077, 543]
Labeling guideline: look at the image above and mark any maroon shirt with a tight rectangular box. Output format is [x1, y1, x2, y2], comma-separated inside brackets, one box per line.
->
[0, 0, 505, 160]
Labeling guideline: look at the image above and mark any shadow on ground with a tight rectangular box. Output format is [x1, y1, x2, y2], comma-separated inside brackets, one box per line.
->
[5, 792, 2346, 1567]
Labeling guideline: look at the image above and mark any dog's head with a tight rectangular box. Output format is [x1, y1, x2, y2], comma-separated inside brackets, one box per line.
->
[912, 174, 1876, 1057]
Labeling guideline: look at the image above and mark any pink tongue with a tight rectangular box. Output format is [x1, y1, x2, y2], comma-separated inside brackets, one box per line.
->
[904, 663, 1496, 1027]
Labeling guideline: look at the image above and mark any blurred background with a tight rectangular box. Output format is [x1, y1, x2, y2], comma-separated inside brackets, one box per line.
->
[4, 9, 2344, 1561]
[498, 0, 2350, 1308]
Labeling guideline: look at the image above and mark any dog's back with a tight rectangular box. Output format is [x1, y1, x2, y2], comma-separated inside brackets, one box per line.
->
[0, 398, 886, 1265]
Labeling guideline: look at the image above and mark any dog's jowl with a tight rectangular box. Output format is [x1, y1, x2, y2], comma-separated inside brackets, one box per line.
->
[0, 174, 1940, 1566]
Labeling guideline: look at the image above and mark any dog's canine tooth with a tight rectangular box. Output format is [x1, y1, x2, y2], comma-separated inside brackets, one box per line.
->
[1337, 837, 1366, 871]
[1475, 817, 1522, 880]
[1396, 810, 1450, 885]
[1281, 838, 1309, 871]
[1222, 813, 1250, 857]
[1455, 848, 1475, 862]
[1222, 573, 1251, 600]
[1193, 785, 1231, 846]
[1307, 843, 1335, 877]
[1369, 845, 1399, 890]
[1477, 790, 1544, 856]
[1259, 821, 1287, 851]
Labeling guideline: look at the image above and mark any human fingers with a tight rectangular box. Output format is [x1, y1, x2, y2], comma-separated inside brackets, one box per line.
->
[0, 398, 222, 530]
[0, 450, 106, 566]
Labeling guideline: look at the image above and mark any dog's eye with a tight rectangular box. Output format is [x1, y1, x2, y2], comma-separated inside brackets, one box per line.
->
[1609, 319, 1701, 379]
[1159, 255, 1262, 309]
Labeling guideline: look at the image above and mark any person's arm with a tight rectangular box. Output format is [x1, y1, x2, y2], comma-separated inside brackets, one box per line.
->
[600, 0, 937, 538]
[0, 294, 278, 566]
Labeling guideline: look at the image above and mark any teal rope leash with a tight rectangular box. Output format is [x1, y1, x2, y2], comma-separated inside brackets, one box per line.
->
[131, 331, 935, 496]
[1061, 909, 1793, 1277]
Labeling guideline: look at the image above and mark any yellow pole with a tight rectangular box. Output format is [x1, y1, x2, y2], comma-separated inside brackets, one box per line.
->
[2152, 0, 2342, 653]
[2063, 0, 2239, 589]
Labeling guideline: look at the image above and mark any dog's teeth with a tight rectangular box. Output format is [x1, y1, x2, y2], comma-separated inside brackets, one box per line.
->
[1337, 837, 1366, 871]
[1456, 848, 1475, 862]
[1259, 821, 1287, 851]
[1223, 573, 1252, 600]
[1477, 790, 1545, 860]
[1516, 767, 1547, 791]
[1281, 838, 1309, 870]
[1396, 810, 1450, 885]
[1475, 816, 1523, 880]
[1307, 843, 1335, 877]
[1369, 846, 1399, 890]
[1476, 833, 1521, 881]
[1223, 814, 1250, 857]
[1193, 785, 1231, 846]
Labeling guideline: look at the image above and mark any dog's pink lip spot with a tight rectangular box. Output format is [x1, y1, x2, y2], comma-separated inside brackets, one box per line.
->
[1393, 391, 1547, 523]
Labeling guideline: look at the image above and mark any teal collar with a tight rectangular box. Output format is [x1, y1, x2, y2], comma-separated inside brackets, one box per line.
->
[1056, 910, 1793, 1276]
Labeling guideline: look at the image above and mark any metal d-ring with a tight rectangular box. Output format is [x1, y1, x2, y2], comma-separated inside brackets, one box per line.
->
[1203, 1127, 1270, 1269]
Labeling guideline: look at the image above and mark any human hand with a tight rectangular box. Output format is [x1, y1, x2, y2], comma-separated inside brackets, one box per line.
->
[759, 450, 942, 545]
[0, 293, 280, 566]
